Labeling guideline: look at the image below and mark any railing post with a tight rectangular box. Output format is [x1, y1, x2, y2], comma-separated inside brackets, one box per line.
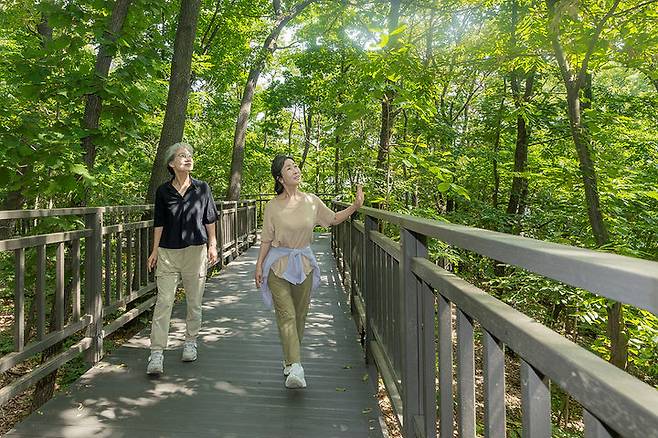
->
[85, 208, 103, 364]
[217, 202, 224, 268]
[362, 215, 377, 378]
[346, 213, 353, 292]
[251, 201, 257, 244]
[350, 219, 358, 307]
[331, 203, 337, 255]
[400, 227, 430, 438]
[233, 201, 239, 256]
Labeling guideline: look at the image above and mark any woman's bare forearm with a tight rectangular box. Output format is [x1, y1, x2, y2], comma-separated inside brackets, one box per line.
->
[333, 204, 358, 225]
[256, 241, 272, 267]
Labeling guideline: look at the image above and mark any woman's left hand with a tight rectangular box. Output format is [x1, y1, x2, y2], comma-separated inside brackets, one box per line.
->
[353, 184, 364, 209]
[208, 244, 218, 266]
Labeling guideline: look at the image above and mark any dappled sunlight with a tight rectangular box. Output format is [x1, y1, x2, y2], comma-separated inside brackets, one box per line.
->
[9, 234, 383, 437]
[203, 293, 243, 305]
[214, 381, 248, 396]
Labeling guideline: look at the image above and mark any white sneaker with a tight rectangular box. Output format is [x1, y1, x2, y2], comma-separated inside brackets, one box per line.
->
[283, 362, 292, 376]
[181, 341, 197, 362]
[147, 351, 164, 375]
[285, 363, 306, 389]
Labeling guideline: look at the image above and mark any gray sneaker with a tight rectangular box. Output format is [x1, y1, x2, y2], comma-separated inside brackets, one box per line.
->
[285, 363, 306, 389]
[146, 351, 164, 375]
[283, 362, 292, 376]
[182, 341, 197, 362]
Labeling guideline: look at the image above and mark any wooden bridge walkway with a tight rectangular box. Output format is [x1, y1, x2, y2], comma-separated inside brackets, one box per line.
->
[5, 234, 384, 438]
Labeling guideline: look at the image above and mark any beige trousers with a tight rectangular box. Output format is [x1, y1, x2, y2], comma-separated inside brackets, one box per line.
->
[268, 270, 313, 365]
[150, 245, 207, 352]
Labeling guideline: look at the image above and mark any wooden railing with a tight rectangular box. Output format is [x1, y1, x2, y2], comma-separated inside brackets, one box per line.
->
[331, 203, 658, 438]
[0, 201, 257, 407]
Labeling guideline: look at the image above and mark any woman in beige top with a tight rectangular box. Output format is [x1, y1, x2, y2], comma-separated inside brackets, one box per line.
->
[255, 155, 364, 388]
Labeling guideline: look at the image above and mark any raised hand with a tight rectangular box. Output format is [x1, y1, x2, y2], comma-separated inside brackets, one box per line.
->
[353, 184, 364, 209]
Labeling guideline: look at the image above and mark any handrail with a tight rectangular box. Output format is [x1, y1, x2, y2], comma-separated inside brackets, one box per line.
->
[0, 205, 154, 220]
[336, 202, 658, 315]
[331, 201, 658, 438]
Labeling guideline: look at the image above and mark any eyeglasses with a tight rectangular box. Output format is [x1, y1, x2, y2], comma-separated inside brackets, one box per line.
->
[176, 153, 193, 159]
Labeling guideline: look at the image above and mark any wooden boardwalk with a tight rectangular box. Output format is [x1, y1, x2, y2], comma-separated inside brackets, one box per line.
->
[6, 234, 385, 438]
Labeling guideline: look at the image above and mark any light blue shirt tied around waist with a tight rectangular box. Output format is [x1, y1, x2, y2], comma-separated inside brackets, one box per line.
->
[260, 246, 321, 308]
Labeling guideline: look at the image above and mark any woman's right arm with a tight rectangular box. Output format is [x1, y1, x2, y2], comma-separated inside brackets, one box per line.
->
[147, 226, 163, 271]
[254, 241, 272, 288]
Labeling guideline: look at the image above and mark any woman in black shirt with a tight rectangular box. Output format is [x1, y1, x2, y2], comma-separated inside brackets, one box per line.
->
[146, 142, 218, 376]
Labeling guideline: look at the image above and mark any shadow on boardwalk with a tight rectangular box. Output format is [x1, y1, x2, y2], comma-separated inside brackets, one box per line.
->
[5, 234, 384, 438]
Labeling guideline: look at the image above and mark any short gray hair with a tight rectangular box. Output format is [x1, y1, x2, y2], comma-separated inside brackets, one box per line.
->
[165, 142, 194, 176]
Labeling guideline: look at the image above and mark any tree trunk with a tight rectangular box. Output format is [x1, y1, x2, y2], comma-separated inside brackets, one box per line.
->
[491, 82, 505, 208]
[607, 301, 627, 368]
[80, 0, 132, 201]
[334, 133, 339, 195]
[287, 106, 296, 154]
[375, 0, 401, 172]
[377, 92, 394, 171]
[564, 86, 609, 245]
[548, 0, 626, 369]
[0, 191, 25, 239]
[506, 70, 535, 218]
[76, 0, 132, 207]
[299, 106, 313, 171]
[146, 0, 202, 203]
[225, 0, 316, 201]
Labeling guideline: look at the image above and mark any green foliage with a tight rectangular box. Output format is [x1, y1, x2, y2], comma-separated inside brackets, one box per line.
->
[1, 0, 656, 415]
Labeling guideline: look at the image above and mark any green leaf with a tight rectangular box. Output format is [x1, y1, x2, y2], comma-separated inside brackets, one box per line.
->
[70, 164, 93, 180]
[438, 182, 450, 192]
[645, 191, 658, 201]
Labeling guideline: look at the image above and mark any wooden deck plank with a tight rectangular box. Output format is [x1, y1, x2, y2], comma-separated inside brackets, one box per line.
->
[6, 234, 384, 438]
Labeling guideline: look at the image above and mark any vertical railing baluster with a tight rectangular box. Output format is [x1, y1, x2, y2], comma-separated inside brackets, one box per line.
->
[144, 226, 149, 281]
[385, 253, 392, 360]
[394, 258, 402, 376]
[36, 245, 46, 340]
[116, 231, 123, 300]
[346, 215, 352, 289]
[438, 294, 454, 438]
[135, 228, 142, 289]
[218, 202, 224, 269]
[421, 279, 437, 438]
[85, 208, 103, 363]
[363, 215, 377, 382]
[376, 247, 383, 342]
[14, 248, 25, 352]
[233, 202, 239, 256]
[483, 329, 506, 438]
[72, 239, 81, 321]
[126, 229, 133, 295]
[521, 359, 551, 437]
[55, 242, 65, 331]
[350, 221, 357, 304]
[143, 227, 149, 284]
[457, 309, 475, 437]
[400, 227, 428, 437]
[104, 234, 111, 305]
[252, 201, 257, 242]
[583, 409, 615, 438]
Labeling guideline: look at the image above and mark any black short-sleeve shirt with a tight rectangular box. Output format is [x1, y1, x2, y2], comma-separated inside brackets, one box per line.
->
[153, 177, 218, 249]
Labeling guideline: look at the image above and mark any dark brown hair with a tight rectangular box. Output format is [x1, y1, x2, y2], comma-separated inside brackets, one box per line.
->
[271, 155, 295, 194]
